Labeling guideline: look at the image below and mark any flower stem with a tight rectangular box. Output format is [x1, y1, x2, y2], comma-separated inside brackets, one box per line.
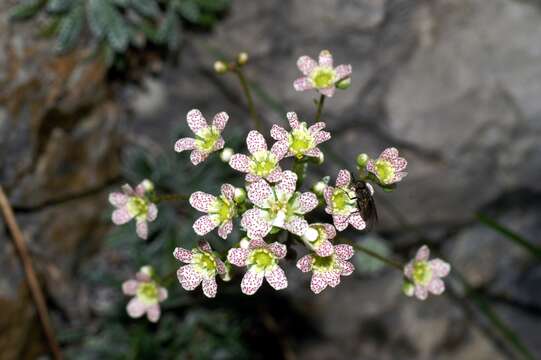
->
[154, 193, 188, 203]
[292, 158, 308, 188]
[315, 95, 326, 122]
[234, 69, 263, 132]
[339, 237, 403, 271]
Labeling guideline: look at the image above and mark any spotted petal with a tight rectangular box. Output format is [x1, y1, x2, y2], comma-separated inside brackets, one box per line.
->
[297, 56, 317, 76]
[220, 184, 235, 200]
[335, 64, 352, 80]
[339, 260, 355, 276]
[229, 154, 251, 173]
[122, 280, 138, 296]
[296, 255, 313, 272]
[428, 278, 445, 295]
[336, 169, 351, 187]
[318, 50, 333, 68]
[112, 208, 133, 225]
[247, 180, 273, 208]
[109, 192, 128, 207]
[349, 212, 366, 230]
[334, 244, 354, 260]
[173, 247, 193, 263]
[293, 77, 314, 91]
[177, 264, 203, 290]
[247, 130, 267, 154]
[270, 140, 289, 160]
[227, 247, 250, 267]
[136, 219, 149, 240]
[265, 266, 288, 290]
[190, 191, 217, 212]
[319, 86, 336, 97]
[268, 242, 287, 259]
[276, 171, 297, 199]
[193, 215, 218, 236]
[315, 240, 334, 257]
[127, 298, 146, 318]
[430, 259, 451, 277]
[313, 130, 331, 145]
[186, 109, 208, 133]
[285, 216, 309, 236]
[310, 273, 328, 294]
[202, 278, 218, 298]
[146, 203, 158, 222]
[297, 192, 318, 214]
[174, 137, 196, 153]
[241, 270, 264, 295]
[241, 208, 272, 239]
[332, 214, 349, 231]
[190, 149, 208, 165]
[212, 111, 229, 131]
[415, 285, 428, 300]
[146, 304, 161, 323]
[218, 220, 233, 239]
[271, 125, 288, 141]
[416, 245, 430, 261]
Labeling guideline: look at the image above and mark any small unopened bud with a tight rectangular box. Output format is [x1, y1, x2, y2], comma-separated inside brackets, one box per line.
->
[356, 153, 369, 167]
[240, 237, 251, 249]
[234, 187, 246, 203]
[140, 265, 155, 277]
[402, 280, 415, 297]
[220, 147, 234, 162]
[214, 60, 228, 74]
[316, 152, 325, 165]
[142, 179, 154, 192]
[336, 78, 351, 90]
[237, 52, 249, 65]
[313, 181, 327, 195]
[302, 227, 319, 243]
[221, 262, 232, 282]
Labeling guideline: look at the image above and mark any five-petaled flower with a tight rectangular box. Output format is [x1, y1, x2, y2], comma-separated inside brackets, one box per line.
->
[323, 170, 367, 231]
[190, 184, 237, 239]
[403, 245, 451, 300]
[227, 238, 288, 295]
[174, 109, 229, 165]
[271, 112, 331, 159]
[109, 180, 158, 240]
[174, 241, 226, 298]
[301, 223, 337, 257]
[296, 244, 355, 294]
[293, 50, 352, 97]
[122, 266, 168, 322]
[241, 170, 318, 238]
[366, 147, 408, 185]
[229, 130, 288, 183]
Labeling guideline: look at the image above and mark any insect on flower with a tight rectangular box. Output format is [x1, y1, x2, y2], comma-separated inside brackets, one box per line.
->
[350, 178, 378, 231]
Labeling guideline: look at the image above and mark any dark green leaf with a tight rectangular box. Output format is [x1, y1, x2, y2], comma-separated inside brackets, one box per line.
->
[129, 0, 160, 17]
[47, 0, 73, 13]
[9, 0, 46, 21]
[177, 1, 200, 23]
[55, 3, 84, 52]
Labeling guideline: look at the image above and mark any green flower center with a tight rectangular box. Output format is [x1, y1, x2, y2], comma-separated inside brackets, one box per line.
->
[288, 123, 315, 158]
[311, 67, 336, 89]
[249, 150, 278, 177]
[209, 196, 235, 224]
[195, 126, 220, 153]
[412, 261, 433, 286]
[248, 249, 276, 273]
[375, 159, 395, 184]
[137, 282, 159, 304]
[310, 226, 328, 247]
[312, 254, 337, 273]
[331, 188, 356, 215]
[193, 251, 218, 278]
[127, 197, 149, 219]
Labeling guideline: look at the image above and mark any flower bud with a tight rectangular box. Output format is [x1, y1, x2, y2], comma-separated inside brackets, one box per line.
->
[214, 60, 228, 74]
[142, 179, 154, 192]
[312, 181, 327, 195]
[302, 227, 319, 243]
[140, 265, 155, 277]
[234, 187, 247, 203]
[356, 153, 369, 167]
[220, 147, 234, 162]
[402, 280, 415, 297]
[336, 78, 351, 90]
[240, 237, 251, 249]
[237, 52, 249, 65]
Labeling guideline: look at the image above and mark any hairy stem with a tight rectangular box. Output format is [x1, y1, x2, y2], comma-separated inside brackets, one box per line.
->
[234, 69, 263, 132]
[315, 95, 326, 122]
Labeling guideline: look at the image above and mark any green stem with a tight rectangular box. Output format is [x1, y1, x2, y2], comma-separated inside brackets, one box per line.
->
[234, 69, 263, 132]
[315, 95, 325, 122]
[292, 158, 308, 188]
[154, 193, 188, 203]
[339, 237, 403, 271]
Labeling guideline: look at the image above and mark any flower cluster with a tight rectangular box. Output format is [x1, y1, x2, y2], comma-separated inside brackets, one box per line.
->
[111, 50, 451, 322]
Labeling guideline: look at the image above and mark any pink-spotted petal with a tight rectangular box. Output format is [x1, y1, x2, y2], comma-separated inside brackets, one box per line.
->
[415, 285, 428, 300]
[319, 50, 333, 68]
[146, 203, 158, 222]
[319, 86, 336, 97]
[304, 147, 322, 158]
[173, 247, 193, 263]
[310, 273, 328, 294]
[265, 266, 288, 290]
[416, 245, 430, 261]
[266, 168, 283, 183]
[247, 180, 273, 208]
[349, 212, 366, 230]
[216, 258, 226, 275]
[112, 208, 133, 225]
[270, 140, 289, 160]
[212, 111, 229, 131]
[241, 209, 272, 239]
[109, 192, 128, 207]
[313, 130, 331, 145]
[227, 248, 250, 267]
[334, 244, 354, 260]
[276, 171, 297, 199]
[122, 280, 139, 295]
[212, 137, 225, 152]
[158, 288, 168, 301]
[315, 240, 334, 257]
[336, 169, 351, 187]
[270, 125, 288, 141]
[127, 298, 146, 318]
[136, 219, 149, 240]
[229, 154, 251, 173]
[286, 112, 300, 129]
[297, 56, 317, 76]
[366, 159, 376, 173]
[198, 240, 212, 252]
[268, 242, 287, 259]
[135, 183, 146, 197]
[392, 172, 408, 183]
[322, 223, 337, 239]
[308, 122, 326, 134]
[202, 278, 218, 298]
[428, 278, 445, 295]
[247, 130, 267, 154]
[218, 220, 233, 239]
[193, 215, 218, 236]
[190, 191, 217, 212]
[293, 77, 314, 91]
[296, 255, 314, 272]
[335, 64, 352, 80]
[404, 262, 414, 279]
[323, 271, 341, 288]
[392, 157, 407, 172]
[246, 173, 262, 183]
[285, 217, 309, 236]
[339, 260, 355, 276]
[380, 147, 399, 161]
[220, 184, 235, 200]
[186, 109, 208, 134]
[248, 238, 268, 250]
[177, 264, 203, 290]
[174, 137, 196, 153]
[190, 149, 208, 165]
[136, 271, 151, 282]
[430, 259, 451, 277]
[241, 270, 264, 295]
[297, 192, 318, 214]
[333, 214, 349, 231]
[146, 304, 161, 323]
[323, 187, 334, 205]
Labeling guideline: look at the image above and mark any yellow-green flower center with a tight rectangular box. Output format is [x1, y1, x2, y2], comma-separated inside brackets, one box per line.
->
[312, 254, 338, 273]
[331, 188, 356, 215]
[137, 282, 159, 304]
[310, 225, 328, 247]
[209, 196, 235, 224]
[193, 251, 218, 278]
[249, 150, 278, 177]
[127, 197, 149, 219]
[375, 159, 395, 184]
[412, 261, 433, 286]
[248, 249, 276, 273]
[311, 67, 336, 89]
[288, 123, 315, 158]
[195, 126, 220, 153]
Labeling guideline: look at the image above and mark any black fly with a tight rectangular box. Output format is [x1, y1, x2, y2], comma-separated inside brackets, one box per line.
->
[350, 179, 378, 231]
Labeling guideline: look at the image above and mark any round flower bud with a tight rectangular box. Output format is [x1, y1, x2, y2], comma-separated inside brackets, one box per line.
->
[141, 179, 154, 192]
[214, 61, 228, 74]
[402, 280, 415, 297]
[312, 181, 327, 195]
[336, 78, 351, 90]
[302, 227, 319, 243]
[237, 52, 249, 65]
[356, 153, 369, 167]
[234, 187, 247, 203]
[240, 237, 251, 249]
[220, 147, 234, 162]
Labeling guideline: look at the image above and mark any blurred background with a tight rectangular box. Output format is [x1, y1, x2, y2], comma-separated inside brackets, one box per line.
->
[1, 0, 541, 359]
